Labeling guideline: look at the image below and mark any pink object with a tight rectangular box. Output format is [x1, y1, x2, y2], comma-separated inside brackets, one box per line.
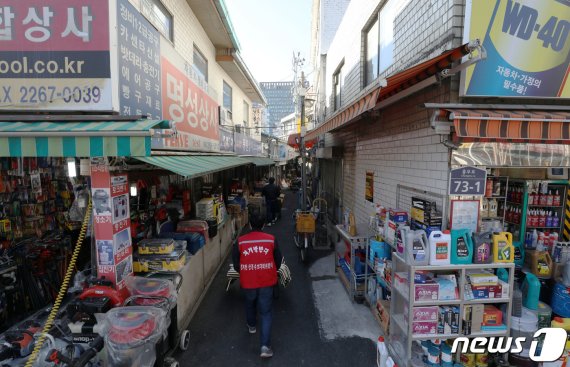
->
[412, 321, 438, 335]
[414, 283, 439, 301]
[412, 306, 439, 322]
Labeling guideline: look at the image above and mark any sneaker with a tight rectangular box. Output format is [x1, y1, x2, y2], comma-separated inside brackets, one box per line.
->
[260, 346, 273, 358]
[247, 325, 256, 334]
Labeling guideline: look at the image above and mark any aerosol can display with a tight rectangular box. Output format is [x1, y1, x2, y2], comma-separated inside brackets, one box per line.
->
[492, 232, 514, 263]
[406, 230, 429, 265]
[451, 229, 473, 264]
[473, 232, 493, 264]
[429, 230, 451, 265]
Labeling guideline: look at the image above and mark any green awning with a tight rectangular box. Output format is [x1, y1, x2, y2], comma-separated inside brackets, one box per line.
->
[136, 155, 251, 179]
[0, 119, 168, 157]
[246, 156, 275, 166]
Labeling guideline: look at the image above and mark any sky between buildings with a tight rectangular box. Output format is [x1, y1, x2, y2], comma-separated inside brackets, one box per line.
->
[225, 0, 312, 83]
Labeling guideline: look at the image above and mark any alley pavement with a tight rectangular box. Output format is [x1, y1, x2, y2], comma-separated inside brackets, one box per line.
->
[177, 190, 380, 366]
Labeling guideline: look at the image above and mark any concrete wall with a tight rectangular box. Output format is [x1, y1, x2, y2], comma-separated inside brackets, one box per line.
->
[127, 0, 254, 131]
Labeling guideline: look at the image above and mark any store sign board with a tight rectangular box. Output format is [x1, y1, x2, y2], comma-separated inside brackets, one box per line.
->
[449, 166, 487, 196]
[91, 159, 133, 289]
[219, 127, 235, 152]
[234, 131, 262, 156]
[0, 0, 113, 110]
[461, 0, 570, 98]
[117, 0, 162, 119]
[151, 39, 220, 152]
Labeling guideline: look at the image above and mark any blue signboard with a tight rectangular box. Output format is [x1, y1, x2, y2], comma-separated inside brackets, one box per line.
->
[219, 127, 235, 153]
[117, 0, 162, 118]
[449, 166, 487, 196]
[234, 131, 262, 156]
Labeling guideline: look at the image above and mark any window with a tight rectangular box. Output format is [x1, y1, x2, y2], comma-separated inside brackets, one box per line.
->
[141, 0, 173, 41]
[193, 46, 208, 82]
[223, 81, 233, 119]
[364, 1, 408, 86]
[243, 101, 249, 125]
[333, 62, 343, 111]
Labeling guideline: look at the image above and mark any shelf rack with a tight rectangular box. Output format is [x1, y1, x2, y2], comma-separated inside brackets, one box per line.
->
[388, 252, 515, 367]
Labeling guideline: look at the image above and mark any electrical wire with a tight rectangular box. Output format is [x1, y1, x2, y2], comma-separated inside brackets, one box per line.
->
[24, 197, 92, 367]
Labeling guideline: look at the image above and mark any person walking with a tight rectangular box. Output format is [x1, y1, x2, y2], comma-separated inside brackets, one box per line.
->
[262, 177, 281, 226]
[232, 210, 282, 358]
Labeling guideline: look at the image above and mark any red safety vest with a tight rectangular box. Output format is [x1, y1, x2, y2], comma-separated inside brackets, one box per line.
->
[238, 231, 278, 289]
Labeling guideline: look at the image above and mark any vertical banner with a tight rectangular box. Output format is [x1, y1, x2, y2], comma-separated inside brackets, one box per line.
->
[462, 0, 570, 98]
[117, 0, 162, 118]
[91, 158, 132, 289]
[0, 0, 113, 110]
[365, 171, 374, 202]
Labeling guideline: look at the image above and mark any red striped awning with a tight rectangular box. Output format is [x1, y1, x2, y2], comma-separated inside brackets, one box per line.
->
[450, 109, 570, 143]
[305, 43, 472, 141]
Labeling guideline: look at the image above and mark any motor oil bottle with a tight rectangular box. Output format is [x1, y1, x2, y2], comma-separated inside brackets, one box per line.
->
[451, 229, 473, 264]
[406, 230, 429, 265]
[473, 232, 493, 264]
[493, 232, 514, 263]
[522, 272, 541, 310]
[514, 241, 525, 268]
[429, 230, 451, 265]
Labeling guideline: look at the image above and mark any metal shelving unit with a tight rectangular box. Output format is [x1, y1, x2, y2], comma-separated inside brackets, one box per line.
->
[334, 223, 373, 302]
[389, 253, 515, 367]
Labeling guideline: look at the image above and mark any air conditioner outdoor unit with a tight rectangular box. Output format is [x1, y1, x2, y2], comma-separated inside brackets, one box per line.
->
[219, 106, 233, 125]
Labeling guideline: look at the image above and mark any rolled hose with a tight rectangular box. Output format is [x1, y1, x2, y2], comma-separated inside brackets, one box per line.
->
[24, 198, 92, 367]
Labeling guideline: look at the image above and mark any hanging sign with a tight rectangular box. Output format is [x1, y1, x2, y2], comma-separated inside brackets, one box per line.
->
[462, 0, 570, 98]
[449, 166, 487, 196]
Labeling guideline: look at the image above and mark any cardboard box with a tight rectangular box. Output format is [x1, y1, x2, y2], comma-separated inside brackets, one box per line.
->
[414, 283, 439, 301]
[411, 197, 442, 226]
[412, 306, 439, 322]
[468, 272, 498, 286]
[377, 300, 390, 333]
[412, 321, 438, 335]
[389, 209, 408, 223]
[471, 283, 506, 299]
[472, 304, 484, 332]
[483, 305, 502, 326]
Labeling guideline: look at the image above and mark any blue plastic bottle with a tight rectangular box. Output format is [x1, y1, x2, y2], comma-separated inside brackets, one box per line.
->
[451, 229, 473, 264]
[522, 272, 541, 311]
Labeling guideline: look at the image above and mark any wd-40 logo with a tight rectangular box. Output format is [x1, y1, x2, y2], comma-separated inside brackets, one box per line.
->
[452, 328, 568, 362]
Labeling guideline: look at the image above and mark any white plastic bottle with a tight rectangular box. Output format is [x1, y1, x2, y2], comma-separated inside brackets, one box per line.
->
[377, 336, 388, 367]
[429, 230, 451, 265]
[385, 357, 397, 367]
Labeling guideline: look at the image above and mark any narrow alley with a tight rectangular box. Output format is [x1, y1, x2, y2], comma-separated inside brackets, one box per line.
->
[177, 191, 381, 366]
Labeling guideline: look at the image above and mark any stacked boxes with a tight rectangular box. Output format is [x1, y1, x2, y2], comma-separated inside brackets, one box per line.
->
[133, 238, 187, 273]
[196, 198, 214, 219]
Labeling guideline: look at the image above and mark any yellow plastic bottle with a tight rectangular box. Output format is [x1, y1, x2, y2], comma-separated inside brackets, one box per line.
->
[492, 232, 514, 263]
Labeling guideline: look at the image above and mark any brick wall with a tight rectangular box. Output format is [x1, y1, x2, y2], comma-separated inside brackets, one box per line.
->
[325, 82, 452, 225]
[127, 0, 254, 125]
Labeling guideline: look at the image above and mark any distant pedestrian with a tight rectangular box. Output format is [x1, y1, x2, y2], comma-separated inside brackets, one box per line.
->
[262, 177, 281, 226]
[232, 210, 282, 358]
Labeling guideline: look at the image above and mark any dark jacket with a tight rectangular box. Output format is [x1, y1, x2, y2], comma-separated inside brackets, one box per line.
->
[262, 183, 281, 201]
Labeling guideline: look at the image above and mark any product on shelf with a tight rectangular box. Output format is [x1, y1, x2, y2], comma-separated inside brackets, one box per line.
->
[451, 229, 473, 265]
[492, 231, 514, 262]
[472, 232, 493, 264]
[405, 230, 429, 265]
[521, 272, 541, 310]
[428, 230, 451, 265]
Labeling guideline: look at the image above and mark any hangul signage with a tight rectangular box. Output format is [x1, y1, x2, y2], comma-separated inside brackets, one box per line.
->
[91, 159, 132, 289]
[0, 0, 113, 110]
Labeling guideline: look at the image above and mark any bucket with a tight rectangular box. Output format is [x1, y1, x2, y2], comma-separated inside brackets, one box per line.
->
[509, 352, 538, 367]
[552, 282, 570, 318]
[534, 301, 553, 329]
[511, 307, 538, 352]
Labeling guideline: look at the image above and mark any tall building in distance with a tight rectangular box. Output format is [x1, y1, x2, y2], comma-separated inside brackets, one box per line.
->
[260, 82, 295, 137]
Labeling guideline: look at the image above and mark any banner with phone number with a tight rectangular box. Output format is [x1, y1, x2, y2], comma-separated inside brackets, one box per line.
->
[462, 0, 570, 98]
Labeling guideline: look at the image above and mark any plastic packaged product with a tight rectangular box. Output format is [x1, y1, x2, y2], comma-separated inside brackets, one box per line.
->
[377, 336, 388, 367]
[514, 241, 525, 267]
[521, 272, 541, 310]
[406, 230, 429, 265]
[427, 345, 440, 365]
[492, 232, 514, 263]
[428, 230, 451, 265]
[472, 232, 493, 264]
[451, 229, 473, 264]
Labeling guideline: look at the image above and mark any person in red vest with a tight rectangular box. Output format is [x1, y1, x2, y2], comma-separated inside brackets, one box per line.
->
[232, 209, 282, 358]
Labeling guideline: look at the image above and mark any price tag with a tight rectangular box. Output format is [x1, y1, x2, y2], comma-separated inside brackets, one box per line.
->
[449, 167, 487, 196]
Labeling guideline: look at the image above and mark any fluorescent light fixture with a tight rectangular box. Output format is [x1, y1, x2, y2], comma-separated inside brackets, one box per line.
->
[67, 159, 77, 178]
[130, 183, 138, 197]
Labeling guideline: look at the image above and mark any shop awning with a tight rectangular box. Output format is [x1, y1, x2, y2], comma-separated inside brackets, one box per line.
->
[287, 133, 316, 149]
[245, 156, 275, 166]
[136, 155, 251, 179]
[447, 109, 570, 143]
[0, 119, 169, 157]
[305, 42, 477, 141]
